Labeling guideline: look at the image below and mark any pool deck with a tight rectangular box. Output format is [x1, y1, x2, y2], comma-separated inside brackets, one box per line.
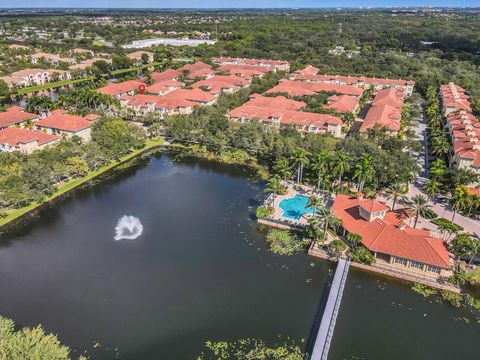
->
[258, 182, 321, 229]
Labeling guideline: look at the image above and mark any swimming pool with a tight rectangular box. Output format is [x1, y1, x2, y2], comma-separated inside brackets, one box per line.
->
[279, 194, 316, 220]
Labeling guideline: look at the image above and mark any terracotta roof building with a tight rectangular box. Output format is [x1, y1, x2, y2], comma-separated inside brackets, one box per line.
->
[0, 127, 59, 154]
[0, 106, 39, 129]
[228, 95, 343, 137]
[332, 194, 452, 278]
[359, 88, 405, 134]
[213, 57, 290, 71]
[324, 95, 360, 114]
[178, 61, 215, 80]
[266, 79, 364, 97]
[291, 65, 415, 96]
[35, 110, 95, 141]
[97, 80, 144, 98]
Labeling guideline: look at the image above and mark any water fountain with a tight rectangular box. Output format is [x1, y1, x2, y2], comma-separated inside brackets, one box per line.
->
[114, 215, 143, 241]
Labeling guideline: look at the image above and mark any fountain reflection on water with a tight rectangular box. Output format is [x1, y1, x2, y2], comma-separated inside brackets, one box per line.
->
[114, 215, 143, 240]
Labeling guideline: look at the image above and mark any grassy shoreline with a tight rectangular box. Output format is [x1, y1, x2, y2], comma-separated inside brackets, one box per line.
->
[0, 138, 165, 229]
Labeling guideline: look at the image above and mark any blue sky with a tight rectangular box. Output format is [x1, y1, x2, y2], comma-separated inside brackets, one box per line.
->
[0, 1, 478, 8]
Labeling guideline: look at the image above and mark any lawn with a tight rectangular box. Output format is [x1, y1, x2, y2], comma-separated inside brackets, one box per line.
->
[12, 76, 96, 96]
[0, 138, 165, 229]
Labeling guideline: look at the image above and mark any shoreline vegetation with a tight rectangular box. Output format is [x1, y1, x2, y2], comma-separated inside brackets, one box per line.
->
[0, 139, 272, 231]
[0, 137, 164, 230]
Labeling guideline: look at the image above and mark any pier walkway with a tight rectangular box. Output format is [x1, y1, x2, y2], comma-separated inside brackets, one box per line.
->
[310, 257, 350, 360]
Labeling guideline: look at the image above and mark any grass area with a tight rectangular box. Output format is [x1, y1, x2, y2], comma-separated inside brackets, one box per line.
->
[0, 138, 165, 229]
[12, 76, 96, 96]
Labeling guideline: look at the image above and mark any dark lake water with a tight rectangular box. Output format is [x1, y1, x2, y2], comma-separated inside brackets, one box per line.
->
[0, 153, 478, 359]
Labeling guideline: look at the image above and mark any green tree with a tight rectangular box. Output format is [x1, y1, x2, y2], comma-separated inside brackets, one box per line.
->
[409, 194, 436, 228]
[330, 152, 350, 193]
[353, 155, 375, 192]
[291, 149, 310, 184]
[346, 232, 362, 250]
[385, 183, 408, 210]
[0, 315, 85, 360]
[272, 157, 291, 184]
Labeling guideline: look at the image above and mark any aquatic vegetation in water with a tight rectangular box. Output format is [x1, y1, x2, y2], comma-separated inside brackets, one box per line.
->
[114, 215, 143, 241]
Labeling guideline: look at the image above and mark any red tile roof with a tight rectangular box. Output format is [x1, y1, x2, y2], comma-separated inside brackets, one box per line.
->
[0, 106, 38, 128]
[213, 57, 289, 68]
[0, 127, 59, 147]
[151, 69, 181, 82]
[161, 88, 216, 104]
[216, 64, 271, 79]
[292, 66, 415, 88]
[36, 111, 93, 132]
[121, 94, 196, 110]
[332, 194, 451, 268]
[178, 61, 214, 79]
[248, 94, 306, 110]
[324, 95, 359, 113]
[266, 79, 364, 97]
[228, 104, 342, 129]
[360, 88, 405, 133]
[97, 80, 144, 96]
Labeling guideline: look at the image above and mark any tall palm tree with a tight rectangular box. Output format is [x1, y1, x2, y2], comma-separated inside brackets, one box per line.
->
[429, 159, 447, 181]
[307, 195, 322, 215]
[331, 152, 350, 193]
[352, 155, 375, 193]
[25, 95, 54, 116]
[430, 137, 451, 157]
[385, 183, 408, 210]
[310, 150, 330, 192]
[316, 207, 342, 243]
[423, 180, 442, 202]
[410, 194, 436, 228]
[272, 157, 291, 184]
[451, 186, 469, 222]
[265, 175, 284, 195]
[291, 149, 310, 184]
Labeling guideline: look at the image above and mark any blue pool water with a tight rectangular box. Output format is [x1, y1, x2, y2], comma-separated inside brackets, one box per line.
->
[279, 195, 316, 220]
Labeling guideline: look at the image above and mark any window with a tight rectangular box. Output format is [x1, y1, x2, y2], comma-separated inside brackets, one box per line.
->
[393, 257, 407, 266]
[409, 261, 424, 270]
[427, 265, 441, 274]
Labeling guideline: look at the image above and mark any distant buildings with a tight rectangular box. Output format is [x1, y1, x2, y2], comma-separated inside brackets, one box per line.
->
[127, 51, 154, 64]
[213, 57, 290, 72]
[31, 52, 76, 67]
[291, 65, 415, 97]
[122, 38, 216, 49]
[0, 68, 71, 89]
[440, 83, 480, 177]
[266, 79, 364, 97]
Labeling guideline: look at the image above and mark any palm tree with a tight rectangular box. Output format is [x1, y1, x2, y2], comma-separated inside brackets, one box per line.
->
[385, 183, 408, 210]
[430, 137, 451, 157]
[308, 195, 322, 216]
[423, 180, 442, 202]
[352, 155, 375, 193]
[265, 175, 284, 195]
[272, 157, 291, 184]
[316, 207, 342, 243]
[451, 186, 469, 222]
[346, 232, 362, 250]
[310, 150, 330, 192]
[409, 194, 436, 228]
[291, 149, 310, 184]
[25, 95, 54, 116]
[429, 159, 447, 181]
[331, 152, 350, 193]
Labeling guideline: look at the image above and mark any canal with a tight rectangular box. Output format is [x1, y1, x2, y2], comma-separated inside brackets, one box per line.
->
[0, 153, 478, 359]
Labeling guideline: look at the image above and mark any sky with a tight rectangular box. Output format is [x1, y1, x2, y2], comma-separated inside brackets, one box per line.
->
[0, 0, 478, 8]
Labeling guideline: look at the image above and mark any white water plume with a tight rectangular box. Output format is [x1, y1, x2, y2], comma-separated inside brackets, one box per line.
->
[114, 215, 143, 241]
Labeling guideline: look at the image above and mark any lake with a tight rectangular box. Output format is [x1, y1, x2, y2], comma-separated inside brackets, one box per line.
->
[0, 153, 478, 359]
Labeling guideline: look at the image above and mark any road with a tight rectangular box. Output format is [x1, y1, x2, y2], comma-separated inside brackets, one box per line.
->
[398, 107, 480, 238]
